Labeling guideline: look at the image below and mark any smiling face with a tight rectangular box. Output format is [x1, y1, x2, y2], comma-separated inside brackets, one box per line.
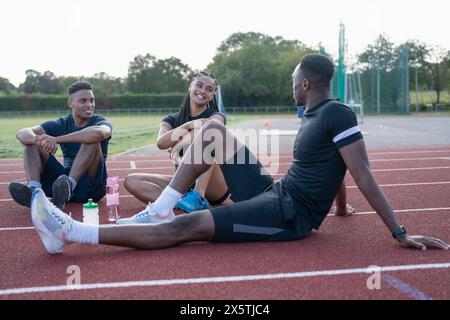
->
[68, 89, 95, 124]
[189, 75, 217, 108]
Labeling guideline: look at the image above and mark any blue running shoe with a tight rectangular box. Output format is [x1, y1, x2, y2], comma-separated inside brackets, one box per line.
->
[115, 203, 175, 225]
[176, 191, 210, 213]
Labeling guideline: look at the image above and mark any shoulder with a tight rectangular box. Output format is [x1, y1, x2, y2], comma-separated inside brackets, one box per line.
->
[41, 114, 70, 129]
[92, 115, 113, 129]
[322, 101, 356, 122]
[162, 113, 177, 127]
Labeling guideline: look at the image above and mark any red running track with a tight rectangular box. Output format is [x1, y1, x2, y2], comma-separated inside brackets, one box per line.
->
[0, 145, 449, 300]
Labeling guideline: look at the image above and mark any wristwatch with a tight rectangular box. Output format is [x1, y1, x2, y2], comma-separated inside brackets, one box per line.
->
[392, 226, 407, 239]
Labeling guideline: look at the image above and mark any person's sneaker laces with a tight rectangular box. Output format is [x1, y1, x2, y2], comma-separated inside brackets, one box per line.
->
[8, 182, 34, 208]
[30, 188, 72, 254]
[115, 203, 175, 225]
[176, 191, 210, 213]
[51, 175, 72, 209]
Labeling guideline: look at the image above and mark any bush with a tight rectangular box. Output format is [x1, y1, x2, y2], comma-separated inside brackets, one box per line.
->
[0, 93, 187, 111]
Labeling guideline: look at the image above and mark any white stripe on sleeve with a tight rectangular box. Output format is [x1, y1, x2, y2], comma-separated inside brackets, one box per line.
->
[333, 126, 361, 144]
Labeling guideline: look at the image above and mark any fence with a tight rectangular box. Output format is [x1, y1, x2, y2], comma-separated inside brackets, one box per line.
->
[0, 106, 300, 118]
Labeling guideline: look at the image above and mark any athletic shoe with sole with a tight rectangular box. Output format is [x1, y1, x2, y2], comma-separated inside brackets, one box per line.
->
[115, 203, 175, 225]
[30, 188, 72, 254]
[176, 191, 210, 213]
[8, 182, 33, 208]
[51, 175, 72, 209]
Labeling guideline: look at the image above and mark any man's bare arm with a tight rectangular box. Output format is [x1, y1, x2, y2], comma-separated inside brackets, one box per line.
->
[339, 139, 448, 250]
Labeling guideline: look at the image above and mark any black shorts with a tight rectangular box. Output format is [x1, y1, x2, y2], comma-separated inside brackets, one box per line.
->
[210, 181, 312, 242]
[211, 146, 311, 242]
[41, 155, 107, 203]
[219, 146, 274, 202]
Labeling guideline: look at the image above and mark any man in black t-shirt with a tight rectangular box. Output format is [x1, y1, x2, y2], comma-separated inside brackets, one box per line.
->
[29, 55, 448, 254]
[9, 81, 112, 209]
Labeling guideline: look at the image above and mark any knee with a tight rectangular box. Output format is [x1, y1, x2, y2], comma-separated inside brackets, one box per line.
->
[79, 142, 101, 154]
[203, 120, 226, 133]
[166, 215, 197, 242]
[169, 212, 212, 242]
[124, 174, 139, 192]
[24, 144, 39, 153]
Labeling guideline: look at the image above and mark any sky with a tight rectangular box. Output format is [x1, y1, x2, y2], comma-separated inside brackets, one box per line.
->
[1, 0, 449, 87]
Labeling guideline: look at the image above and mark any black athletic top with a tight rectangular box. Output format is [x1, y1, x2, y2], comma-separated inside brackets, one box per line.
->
[162, 108, 227, 129]
[41, 114, 112, 168]
[281, 99, 363, 229]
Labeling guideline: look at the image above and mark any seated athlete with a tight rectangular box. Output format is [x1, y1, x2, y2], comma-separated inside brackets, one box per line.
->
[28, 54, 448, 254]
[124, 71, 229, 213]
[8, 81, 112, 210]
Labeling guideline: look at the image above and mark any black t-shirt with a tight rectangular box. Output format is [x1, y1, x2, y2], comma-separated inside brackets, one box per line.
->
[162, 108, 227, 129]
[41, 114, 113, 168]
[281, 99, 363, 229]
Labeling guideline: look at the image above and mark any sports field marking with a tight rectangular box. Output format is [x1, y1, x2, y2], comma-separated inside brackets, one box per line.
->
[129, 161, 136, 169]
[0, 147, 448, 162]
[382, 275, 432, 300]
[2, 207, 449, 232]
[346, 181, 450, 188]
[328, 207, 450, 216]
[2, 163, 450, 176]
[1, 181, 450, 202]
[0, 262, 448, 296]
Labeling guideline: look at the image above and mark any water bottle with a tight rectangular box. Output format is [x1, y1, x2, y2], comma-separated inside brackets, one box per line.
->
[83, 199, 99, 225]
[106, 176, 120, 222]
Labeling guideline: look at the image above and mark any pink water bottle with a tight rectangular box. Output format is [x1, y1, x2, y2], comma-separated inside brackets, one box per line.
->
[106, 176, 120, 222]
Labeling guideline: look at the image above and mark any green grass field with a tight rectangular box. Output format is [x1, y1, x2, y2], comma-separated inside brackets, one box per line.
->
[0, 113, 281, 158]
[410, 90, 450, 105]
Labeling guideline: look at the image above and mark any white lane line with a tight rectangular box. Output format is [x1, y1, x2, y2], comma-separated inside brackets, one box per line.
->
[3, 207, 449, 232]
[3, 164, 450, 177]
[0, 262, 449, 296]
[370, 150, 450, 155]
[347, 181, 450, 188]
[129, 161, 136, 170]
[369, 157, 450, 162]
[0, 227, 34, 231]
[329, 207, 450, 216]
[0, 149, 449, 163]
[1, 181, 450, 202]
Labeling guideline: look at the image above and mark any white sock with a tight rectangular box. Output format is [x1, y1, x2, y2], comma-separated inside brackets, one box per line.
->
[67, 220, 99, 245]
[28, 180, 42, 189]
[151, 186, 183, 213]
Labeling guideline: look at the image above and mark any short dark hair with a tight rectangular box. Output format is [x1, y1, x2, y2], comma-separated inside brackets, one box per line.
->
[299, 54, 335, 88]
[68, 81, 93, 95]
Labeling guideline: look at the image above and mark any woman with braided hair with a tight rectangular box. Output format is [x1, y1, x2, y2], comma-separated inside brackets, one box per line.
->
[124, 71, 230, 213]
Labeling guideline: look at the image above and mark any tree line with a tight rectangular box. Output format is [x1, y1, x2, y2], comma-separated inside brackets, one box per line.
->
[1, 32, 449, 107]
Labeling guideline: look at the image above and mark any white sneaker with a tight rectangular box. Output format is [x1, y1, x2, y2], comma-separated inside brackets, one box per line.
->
[115, 203, 175, 225]
[31, 188, 72, 254]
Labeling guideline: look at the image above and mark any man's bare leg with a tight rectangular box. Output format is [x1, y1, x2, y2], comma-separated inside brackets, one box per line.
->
[30, 188, 216, 253]
[69, 143, 102, 180]
[52, 143, 102, 208]
[100, 210, 215, 249]
[24, 144, 50, 182]
[170, 121, 243, 193]
[115, 121, 244, 224]
[9, 145, 50, 207]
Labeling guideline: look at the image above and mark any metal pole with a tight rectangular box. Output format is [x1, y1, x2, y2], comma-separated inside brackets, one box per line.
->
[357, 72, 364, 124]
[415, 64, 419, 113]
[377, 53, 380, 115]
